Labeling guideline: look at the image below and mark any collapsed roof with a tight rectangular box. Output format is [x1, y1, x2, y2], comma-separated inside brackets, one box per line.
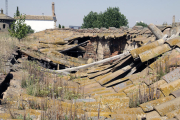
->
[16, 23, 180, 119]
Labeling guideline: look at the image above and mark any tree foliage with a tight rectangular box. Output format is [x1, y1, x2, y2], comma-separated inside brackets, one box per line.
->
[9, 14, 34, 40]
[62, 25, 65, 28]
[81, 7, 128, 28]
[27, 25, 34, 33]
[135, 22, 148, 28]
[16, 6, 20, 16]
[59, 24, 61, 28]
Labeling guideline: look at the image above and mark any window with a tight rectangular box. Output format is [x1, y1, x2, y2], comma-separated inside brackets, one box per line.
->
[3, 24, 5, 29]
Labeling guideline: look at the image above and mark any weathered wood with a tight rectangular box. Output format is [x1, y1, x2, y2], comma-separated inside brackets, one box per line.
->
[111, 56, 132, 72]
[20, 50, 84, 67]
[45, 52, 130, 73]
[126, 62, 143, 76]
[98, 63, 134, 85]
[57, 64, 59, 70]
[60, 40, 89, 53]
[39, 41, 68, 45]
[87, 55, 131, 78]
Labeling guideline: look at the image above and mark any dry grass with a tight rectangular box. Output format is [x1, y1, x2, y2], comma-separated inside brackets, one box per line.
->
[21, 60, 82, 100]
[0, 33, 18, 74]
[18, 60, 85, 119]
[0, 33, 88, 119]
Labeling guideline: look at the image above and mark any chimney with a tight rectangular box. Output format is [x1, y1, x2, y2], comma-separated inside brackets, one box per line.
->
[52, 2, 55, 17]
[52, 2, 57, 28]
[1, 8, 3, 14]
[172, 15, 175, 27]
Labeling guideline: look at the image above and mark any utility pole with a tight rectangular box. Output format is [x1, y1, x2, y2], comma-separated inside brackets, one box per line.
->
[6, 0, 8, 15]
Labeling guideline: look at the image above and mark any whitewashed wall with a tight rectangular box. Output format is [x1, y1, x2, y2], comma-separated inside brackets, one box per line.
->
[25, 20, 54, 33]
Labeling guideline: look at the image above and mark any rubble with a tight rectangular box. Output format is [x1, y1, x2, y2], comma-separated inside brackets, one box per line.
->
[11, 22, 180, 119]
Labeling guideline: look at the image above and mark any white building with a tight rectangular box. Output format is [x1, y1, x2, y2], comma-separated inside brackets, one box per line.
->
[24, 15, 56, 33]
[22, 2, 57, 33]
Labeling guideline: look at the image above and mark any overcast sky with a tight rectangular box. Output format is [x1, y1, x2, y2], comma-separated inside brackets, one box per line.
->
[1, 0, 180, 27]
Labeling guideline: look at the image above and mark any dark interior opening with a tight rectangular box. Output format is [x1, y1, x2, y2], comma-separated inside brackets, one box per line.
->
[3, 24, 5, 29]
[62, 47, 85, 58]
[69, 37, 90, 45]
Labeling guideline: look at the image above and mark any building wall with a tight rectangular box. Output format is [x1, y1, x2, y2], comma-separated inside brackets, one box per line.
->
[0, 20, 13, 31]
[0, 22, 9, 31]
[83, 37, 130, 61]
[25, 20, 54, 33]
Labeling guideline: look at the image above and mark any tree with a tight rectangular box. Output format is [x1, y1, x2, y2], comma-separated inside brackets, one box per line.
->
[82, 11, 99, 28]
[135, 22, 148, 28]
[62, 25, 65, 28]
[59, 24, 61, 28]
[27, 25, 34, 33]
[9, 14, 34, 40]
[81, 7, 128, 28]
[16, 6, 20, 16]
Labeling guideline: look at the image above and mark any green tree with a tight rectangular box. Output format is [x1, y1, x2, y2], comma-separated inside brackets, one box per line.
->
[62, 25, 65, 28]
[27, 25, 34, 33]
[102, 7, 128, 28]
[16, 6, 20, 16]
[82, 11, 99, 28]
[135, 22, 148, 28]
[81, 7, 128, 28]
[9, 14, 34, 40]
[59, 24, 61, 28]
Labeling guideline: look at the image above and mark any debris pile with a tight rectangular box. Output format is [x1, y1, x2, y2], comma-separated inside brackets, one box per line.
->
[11, 23, 180, 119]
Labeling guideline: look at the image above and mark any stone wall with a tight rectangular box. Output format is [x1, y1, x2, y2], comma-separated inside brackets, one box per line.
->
[83, 36, 134, 61]
[83, 40, 97, 60]
[0, 22, 10, 31]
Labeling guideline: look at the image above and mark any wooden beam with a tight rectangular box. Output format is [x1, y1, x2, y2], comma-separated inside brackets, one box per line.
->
[44, 52, 130, 73]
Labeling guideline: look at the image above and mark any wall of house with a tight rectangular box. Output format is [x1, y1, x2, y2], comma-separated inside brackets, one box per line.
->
[25, 20, 54, 33]
[0, 20, 13, 31]
[0, 23, 9, 31]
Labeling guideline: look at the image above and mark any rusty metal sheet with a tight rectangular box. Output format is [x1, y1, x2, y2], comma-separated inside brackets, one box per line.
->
[139, 44, 171, 62]
[162, 67, 180, 83]
[170, 89, 180, 98]
[166, 37, 180, 47]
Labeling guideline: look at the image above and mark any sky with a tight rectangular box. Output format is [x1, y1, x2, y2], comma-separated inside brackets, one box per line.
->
[1, 0, 180, 28]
